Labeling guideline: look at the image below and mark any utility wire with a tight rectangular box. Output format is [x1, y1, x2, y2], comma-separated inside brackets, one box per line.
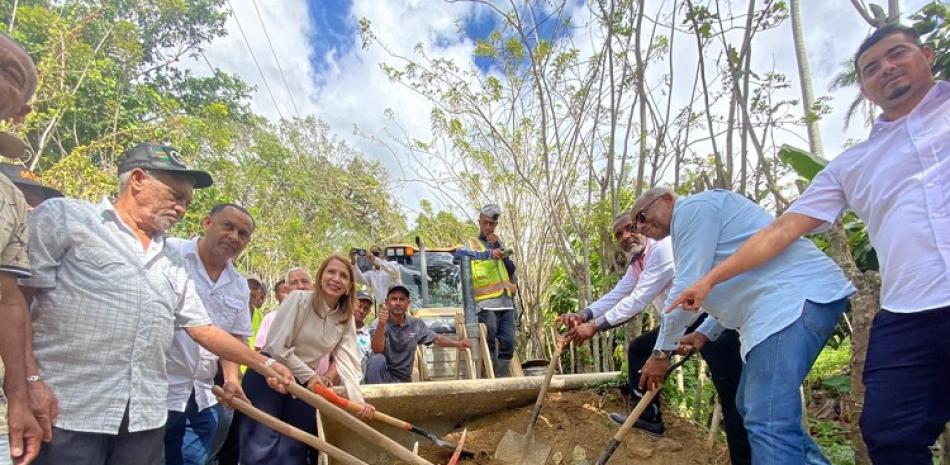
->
[226, 0, 285, 120]
[249, 0, 303, 119]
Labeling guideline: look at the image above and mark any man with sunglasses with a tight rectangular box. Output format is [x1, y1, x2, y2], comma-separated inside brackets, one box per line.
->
[632, 187, 854, 464]
[556, 213, 750, 464]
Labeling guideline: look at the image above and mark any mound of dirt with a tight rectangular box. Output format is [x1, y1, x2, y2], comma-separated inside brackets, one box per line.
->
[403, 390, 730, 465]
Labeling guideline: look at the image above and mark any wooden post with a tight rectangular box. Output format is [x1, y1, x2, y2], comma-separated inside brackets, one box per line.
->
[548, 326, 563, 374]
[455, 312, 476, 379]
[509, 351, 525, 377]
[706, 401, 722, 447]
[478, 323, 495, 379]
[316, 410, 329, 465]
[693, 359, 706, 422]
[569, 342, 576, 374]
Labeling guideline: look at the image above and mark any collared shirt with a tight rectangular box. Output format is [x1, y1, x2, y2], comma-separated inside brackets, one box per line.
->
[263, 290, 364, 403]
[354, 256, 402, 303]
[165, 237, 252, 412]
[369, 315, 437, 382]
[788, 81, 950, 312]
[657, 190, 855, 359]
[0, 176, 31, 436]
[584, 237, 674, 330]
[21, 198, 211, 434]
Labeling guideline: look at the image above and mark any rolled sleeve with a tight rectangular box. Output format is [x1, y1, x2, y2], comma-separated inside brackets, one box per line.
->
[787, 167, 848, 233]
[0, 182, 30, 279]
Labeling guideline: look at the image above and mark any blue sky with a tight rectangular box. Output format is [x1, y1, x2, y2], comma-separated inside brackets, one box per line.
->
[194, 0, 935, 220]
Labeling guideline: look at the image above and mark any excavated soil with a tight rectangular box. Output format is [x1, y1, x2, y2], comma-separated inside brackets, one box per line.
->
[400, 390, 730, 465]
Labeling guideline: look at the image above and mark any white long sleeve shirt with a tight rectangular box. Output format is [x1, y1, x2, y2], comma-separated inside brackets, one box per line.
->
[585, 238, 675, 329]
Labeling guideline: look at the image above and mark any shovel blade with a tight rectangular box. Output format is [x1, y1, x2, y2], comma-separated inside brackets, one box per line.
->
[494, 429, 551, 465]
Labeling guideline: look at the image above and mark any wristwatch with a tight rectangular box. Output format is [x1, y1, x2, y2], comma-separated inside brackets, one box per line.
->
[26, 375, 42, 384]
[650, 349, 671, 360]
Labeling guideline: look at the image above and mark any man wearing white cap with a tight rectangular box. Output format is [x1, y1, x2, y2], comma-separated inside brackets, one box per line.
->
[461, 204, 518, 377]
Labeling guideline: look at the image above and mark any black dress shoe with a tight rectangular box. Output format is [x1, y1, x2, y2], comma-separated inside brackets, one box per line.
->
[607, 412, 666, 437]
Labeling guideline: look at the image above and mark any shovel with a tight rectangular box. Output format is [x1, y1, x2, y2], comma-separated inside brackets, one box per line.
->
[594, 350, 695, 465]
[310, 384, 476, 457]
[211, 386, 369, 465]
[494, 337, 565, 465]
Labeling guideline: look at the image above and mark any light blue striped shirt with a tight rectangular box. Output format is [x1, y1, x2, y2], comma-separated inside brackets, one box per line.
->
[655, 190, 855, 359]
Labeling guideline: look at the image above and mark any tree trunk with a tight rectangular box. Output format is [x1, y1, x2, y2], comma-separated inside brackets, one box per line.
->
[790, 0, 825, 157]
[826, 222, 877, 465]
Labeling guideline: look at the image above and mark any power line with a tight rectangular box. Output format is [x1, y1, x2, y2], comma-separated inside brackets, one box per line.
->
[249, 0, 303, 120]
[225, 0, 285, 120]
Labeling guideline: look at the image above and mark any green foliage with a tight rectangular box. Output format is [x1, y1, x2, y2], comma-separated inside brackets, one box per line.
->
[778, 144, 828, 181]
[6, 1, 407, 286]
[408, 200, 477, 247]
[911, 1, 950, 81]
[807, 338, 852, 386]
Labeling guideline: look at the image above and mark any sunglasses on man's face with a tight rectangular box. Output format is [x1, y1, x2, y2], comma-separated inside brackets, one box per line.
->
[635, 196, 663, 225]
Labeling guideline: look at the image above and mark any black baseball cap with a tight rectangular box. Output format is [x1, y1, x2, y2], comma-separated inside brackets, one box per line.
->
[386, 284, 412, 299]
[0, 163, 63, 203]
[355, 290, 373, 303]
[117, 143, 213, 188]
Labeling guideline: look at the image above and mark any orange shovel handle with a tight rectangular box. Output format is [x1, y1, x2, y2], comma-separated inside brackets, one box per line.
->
[310, 384, 411, 431]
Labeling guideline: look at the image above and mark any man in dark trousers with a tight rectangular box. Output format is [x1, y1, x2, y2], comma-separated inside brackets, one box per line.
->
[559, 212, 750, 464]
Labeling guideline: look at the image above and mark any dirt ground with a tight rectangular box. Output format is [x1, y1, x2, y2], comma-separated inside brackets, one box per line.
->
[401, 390, 731, 465]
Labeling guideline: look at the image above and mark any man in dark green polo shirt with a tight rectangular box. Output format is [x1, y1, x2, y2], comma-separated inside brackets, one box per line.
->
[364, 284, 471, 384]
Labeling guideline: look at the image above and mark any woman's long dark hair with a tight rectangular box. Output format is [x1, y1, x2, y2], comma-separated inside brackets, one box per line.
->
[312, 255, 357, 325]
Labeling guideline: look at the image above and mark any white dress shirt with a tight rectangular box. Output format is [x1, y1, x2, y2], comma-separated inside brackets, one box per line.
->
[353, 256, 402, 303]
[789, 81, 950, 312]
[585, 238, 675, 329]
[165, 237, 252, 412]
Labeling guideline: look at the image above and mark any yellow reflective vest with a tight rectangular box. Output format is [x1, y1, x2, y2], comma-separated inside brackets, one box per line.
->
[467, 238, 517, 302]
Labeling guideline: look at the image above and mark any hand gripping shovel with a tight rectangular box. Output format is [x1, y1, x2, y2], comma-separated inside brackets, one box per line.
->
[594, 350, 696, 465]
[255, 363, 433, 465]
[494, 337, 566, 465]
[310, 384, 475, 457]
[211, 386, 369, 465]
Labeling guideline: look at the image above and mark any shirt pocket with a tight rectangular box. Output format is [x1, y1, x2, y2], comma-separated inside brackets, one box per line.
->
[71, 246, 130, 289]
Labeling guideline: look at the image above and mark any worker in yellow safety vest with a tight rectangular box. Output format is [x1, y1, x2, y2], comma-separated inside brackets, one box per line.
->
[462, 204, 518, 377]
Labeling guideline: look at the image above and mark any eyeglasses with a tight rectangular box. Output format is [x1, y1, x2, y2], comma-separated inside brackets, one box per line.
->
[634, 196, 663, 225]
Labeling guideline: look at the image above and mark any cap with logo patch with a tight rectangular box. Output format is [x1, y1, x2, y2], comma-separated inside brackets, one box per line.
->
[117, 143, 213, 188]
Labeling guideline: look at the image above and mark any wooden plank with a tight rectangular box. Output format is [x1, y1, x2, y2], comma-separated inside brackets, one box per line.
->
[455, 312, 477, 380]
[316, 410, 329, 465]
[478, 323, 495, 379]
[509, 351, 525, 377]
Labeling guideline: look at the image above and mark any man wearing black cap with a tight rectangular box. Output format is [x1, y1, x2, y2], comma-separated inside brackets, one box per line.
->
[364, 284, 471, 384]
[20, 143, 293, 465]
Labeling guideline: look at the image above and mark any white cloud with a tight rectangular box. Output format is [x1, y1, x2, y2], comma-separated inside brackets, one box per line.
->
[188, 0, 934, 219]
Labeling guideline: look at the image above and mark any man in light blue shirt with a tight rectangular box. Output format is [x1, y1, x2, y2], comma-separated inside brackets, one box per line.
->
[670, 25, 948, 465]
[634, 187, 854, 465]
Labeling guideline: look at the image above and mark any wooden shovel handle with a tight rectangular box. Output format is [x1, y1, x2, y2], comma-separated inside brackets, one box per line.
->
[211, 386, 369, 465]
[524, 337, 566, 438]
[254, 362, 433, 465]
[310, 384, 412, 431]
